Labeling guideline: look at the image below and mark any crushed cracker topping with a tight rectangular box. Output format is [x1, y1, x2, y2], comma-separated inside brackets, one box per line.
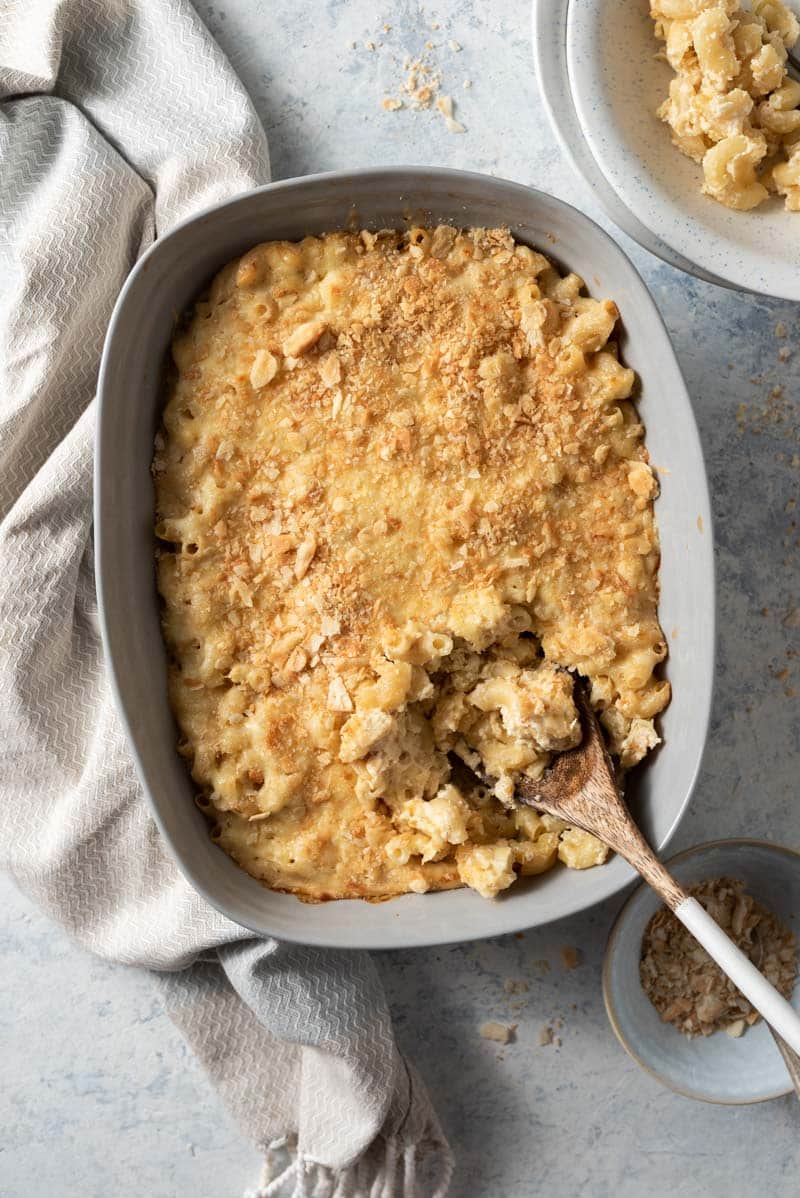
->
[293, 534, 318, 581]
[155, 227, 667, 904]
[250, 349, 279, 389]
[283, 319, 327, 358]
[327, 675, 353, 713]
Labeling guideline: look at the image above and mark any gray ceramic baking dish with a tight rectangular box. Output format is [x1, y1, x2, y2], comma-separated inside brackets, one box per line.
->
[95, 167, 715, 949]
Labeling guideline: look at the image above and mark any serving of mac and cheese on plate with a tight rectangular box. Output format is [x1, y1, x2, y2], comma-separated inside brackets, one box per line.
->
[651, 0, 800, 211]
[559, 0, 800, 299]
[153, 225, 669, 903]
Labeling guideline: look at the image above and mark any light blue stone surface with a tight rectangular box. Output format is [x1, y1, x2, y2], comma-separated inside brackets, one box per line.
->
[4, 2, 800, 1195]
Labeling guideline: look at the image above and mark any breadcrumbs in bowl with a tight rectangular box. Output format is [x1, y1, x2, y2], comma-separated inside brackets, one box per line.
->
[603, 840, 800, 1103]
[640, 876, 798, 1038]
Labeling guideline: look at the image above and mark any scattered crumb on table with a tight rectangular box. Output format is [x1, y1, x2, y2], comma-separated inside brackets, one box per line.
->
[559, 945, 581, 970]
[480, 1021, 516, 1044]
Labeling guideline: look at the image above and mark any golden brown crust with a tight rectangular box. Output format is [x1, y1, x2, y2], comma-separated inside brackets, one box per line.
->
[154, 227, 669, 901]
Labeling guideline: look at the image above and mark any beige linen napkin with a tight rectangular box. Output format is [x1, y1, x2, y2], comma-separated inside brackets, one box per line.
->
[0, 1, 453, 1193]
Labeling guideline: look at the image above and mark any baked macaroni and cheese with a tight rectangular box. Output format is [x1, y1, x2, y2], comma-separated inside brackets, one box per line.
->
[154, 226, 669, 902]
[651, 0, 800, 210]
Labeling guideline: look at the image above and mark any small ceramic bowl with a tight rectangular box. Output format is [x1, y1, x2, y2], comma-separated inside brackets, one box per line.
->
[535, 0, 800, 301]
[604, 839, 800, 1104]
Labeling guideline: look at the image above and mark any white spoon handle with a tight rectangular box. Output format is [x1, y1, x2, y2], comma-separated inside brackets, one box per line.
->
[676, 896, 800, 1056]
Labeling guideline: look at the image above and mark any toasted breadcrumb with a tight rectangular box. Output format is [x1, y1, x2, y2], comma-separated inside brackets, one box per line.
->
[640, 877, 797, 1038]
[559, 945, 582, 970]
[480, 1021, 516, 1044]
[156, 227, 667, 903]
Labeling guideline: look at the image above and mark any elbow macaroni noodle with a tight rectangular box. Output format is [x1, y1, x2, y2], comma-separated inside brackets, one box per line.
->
[154, 227, 669, 901]
[651, 0, 800, 210]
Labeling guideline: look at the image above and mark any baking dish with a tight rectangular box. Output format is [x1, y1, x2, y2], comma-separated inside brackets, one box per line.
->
[95, 167, 715, 949]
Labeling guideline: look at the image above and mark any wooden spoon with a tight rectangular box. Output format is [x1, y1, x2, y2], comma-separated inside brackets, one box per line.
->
[512, 680, 800, 1062]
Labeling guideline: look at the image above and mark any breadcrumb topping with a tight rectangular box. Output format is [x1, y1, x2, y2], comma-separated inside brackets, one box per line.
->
[154, 227, 668, 902]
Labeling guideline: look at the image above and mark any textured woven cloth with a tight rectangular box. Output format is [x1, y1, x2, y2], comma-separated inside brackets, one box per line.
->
[0, 2, 453, 1194]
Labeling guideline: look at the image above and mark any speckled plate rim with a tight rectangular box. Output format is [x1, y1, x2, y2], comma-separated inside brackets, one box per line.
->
[603, 838, 800, 1105]
[530, 0, 734, 291]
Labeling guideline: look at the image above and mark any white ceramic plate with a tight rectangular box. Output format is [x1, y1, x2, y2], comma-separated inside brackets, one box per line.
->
[566, 0, 800, 301]
[531, 0, 731, 289]
[96, 167, 714, 949]
[604, 840, 800, 1104]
